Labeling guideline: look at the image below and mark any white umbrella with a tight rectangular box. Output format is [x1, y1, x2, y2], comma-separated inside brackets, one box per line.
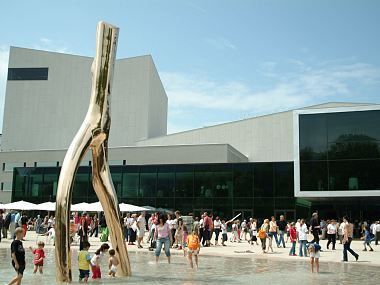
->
[71, 202, 91, 212]
[2, 200, 36, 210]
[0, 203, 4, 209]
[119, 203, 148, 212]
[35, 202, 56, 211]
[88, 202, 104, 212]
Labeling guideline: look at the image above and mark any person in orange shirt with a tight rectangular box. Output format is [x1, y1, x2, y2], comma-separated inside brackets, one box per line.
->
[187, 229, 201, 269]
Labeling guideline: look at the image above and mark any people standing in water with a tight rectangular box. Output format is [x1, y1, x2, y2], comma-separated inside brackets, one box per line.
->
[136, 212, 146, 249]
[8, 227, 25, 285]
[187, 229, 201, 269]
[154, 214, 172, 263]
[78, 241, 91, 283]
[307, 243, 321, 273]
[342, 216, 359, 262]
[90, 243, 110, 280]
[29, 241, 45, 274]
[108, 249, 119, 278]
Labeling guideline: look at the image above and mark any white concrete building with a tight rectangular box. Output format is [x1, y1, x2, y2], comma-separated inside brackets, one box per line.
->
[1, 47, 379, 221]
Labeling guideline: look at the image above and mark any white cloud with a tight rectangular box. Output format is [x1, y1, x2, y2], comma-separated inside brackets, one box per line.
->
[205, 37, 236, 50]
[32, 38, 70, 53]
[160, 60, 380, 132]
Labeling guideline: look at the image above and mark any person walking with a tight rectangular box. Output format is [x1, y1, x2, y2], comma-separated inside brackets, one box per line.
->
[375, 221, 380, 245]
[213, 216, 222, 246]
[154, 214, 172, 264]
[298, 219, 308, 257]
[136, 212, 146, 249]
[342, 216, 359, 262]
[288, 222, 297, 256]
[268, 216, 278, 247]
[259, 219, 270, 253]
[310, 212, 320, 244]
[327, 220, 337, 250]
[362, 225, 374, 251]
[277, 215, 287, 248]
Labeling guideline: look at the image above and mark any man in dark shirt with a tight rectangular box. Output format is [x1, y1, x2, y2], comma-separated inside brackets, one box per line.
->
[277, 215, 287, 248]
[310, 212, 320, 244]
[9, 227, 25, 284]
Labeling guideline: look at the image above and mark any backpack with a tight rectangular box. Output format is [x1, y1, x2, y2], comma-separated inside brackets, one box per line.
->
[4, 213, 11, 229]
[258, 229, 267, 239]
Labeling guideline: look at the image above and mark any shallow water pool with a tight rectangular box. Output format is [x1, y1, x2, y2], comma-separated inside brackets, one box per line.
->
[0, 248, 377, 284]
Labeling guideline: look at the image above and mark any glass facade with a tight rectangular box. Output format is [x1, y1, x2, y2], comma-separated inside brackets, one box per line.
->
[7, 68, 49, 80]
[12, 162, 301, 219]
[299, 110, 380, 191]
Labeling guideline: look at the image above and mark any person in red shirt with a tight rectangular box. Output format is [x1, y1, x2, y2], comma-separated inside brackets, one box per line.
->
[29, 241, 45, 274]
[288, 222, 297, 256]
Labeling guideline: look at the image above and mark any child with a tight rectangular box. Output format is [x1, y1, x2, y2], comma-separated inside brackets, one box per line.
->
[78, 241, 91, 283]
[29, 241, 45, 274]
[182, 225, 189, 256]
[187, 230, 200, 269]
[307, 243, 321, 273]
[361, 225, 374, 251]
[8, 227, 25, 285]
[91, 243, 110, 279]
[108, 249, 119, 278]
[288, 223, 297, 256]
[221, 220, 229, 246]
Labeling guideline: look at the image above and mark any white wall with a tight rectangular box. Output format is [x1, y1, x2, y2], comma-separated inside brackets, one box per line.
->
[137, 110, 295, 162]
[1, 47, 167, 151]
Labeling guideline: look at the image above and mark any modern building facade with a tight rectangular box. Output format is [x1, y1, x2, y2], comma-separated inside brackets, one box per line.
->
[1, 47, 380, 221]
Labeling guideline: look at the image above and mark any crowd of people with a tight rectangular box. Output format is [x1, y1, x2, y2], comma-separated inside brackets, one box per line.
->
[1, 208, 380, 283]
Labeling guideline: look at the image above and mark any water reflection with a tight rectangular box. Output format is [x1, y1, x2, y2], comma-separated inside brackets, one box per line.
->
[0, 248, 377, 284]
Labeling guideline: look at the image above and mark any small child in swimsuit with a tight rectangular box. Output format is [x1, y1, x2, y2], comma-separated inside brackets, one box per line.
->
[29, 241, 45, 274]
[108, 249, 119, 278]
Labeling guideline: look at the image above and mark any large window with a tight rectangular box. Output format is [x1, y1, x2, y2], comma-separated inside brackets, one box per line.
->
[299, 110, 380, 191]
[8, 68, 49, 80]
[12, 162, 295, 218]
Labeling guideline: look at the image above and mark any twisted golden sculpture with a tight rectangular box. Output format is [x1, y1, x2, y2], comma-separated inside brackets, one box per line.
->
[55, 21, 131, 282]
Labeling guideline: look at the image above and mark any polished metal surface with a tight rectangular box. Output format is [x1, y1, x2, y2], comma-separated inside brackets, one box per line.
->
[55, 21, 131, 282]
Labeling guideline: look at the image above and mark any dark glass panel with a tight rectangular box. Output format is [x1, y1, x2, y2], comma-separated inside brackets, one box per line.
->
[274, 198, 296, 210]
[8, 67, 48, 80]
[300, 161, 328, 191]
[122, 166, 140, 198]
[73, 167, 90, 202]
[212, 164, 233, 198]
[156, 198, 175, 210]
[254, 163, 274, 197]
[13, 168, 30, 199]
[274, 162, 294, 197]
[233, 164, 253, 197]
[328, 140, 380, 160]
[194, 165, 213, 198]
[299, 114, 327, 160]
[253, 198, 274, 219]
[139, 166, 157, 197]
[233, 198, 254, 212]
[212, 198, 233, 220]
[110, 166, 123, 198]
[327, 110, 380, 143]
[157, 166, 175, 198]
[175, 198, 194, 215]
[328, 159, 380, 191]
[175, 165, 193, 198]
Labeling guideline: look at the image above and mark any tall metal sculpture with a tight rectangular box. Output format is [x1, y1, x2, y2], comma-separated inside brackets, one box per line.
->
[55, 21, 131, 282]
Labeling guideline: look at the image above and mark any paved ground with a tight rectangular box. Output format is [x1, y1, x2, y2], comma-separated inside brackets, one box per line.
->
[1, 231, 379, 267]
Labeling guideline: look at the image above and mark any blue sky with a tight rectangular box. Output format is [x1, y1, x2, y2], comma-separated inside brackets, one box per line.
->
[0, 0, 379, 133]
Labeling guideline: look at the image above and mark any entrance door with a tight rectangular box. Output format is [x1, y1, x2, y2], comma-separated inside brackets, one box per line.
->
[274, 210, 295, 221]
[233, 209, 253, 221]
